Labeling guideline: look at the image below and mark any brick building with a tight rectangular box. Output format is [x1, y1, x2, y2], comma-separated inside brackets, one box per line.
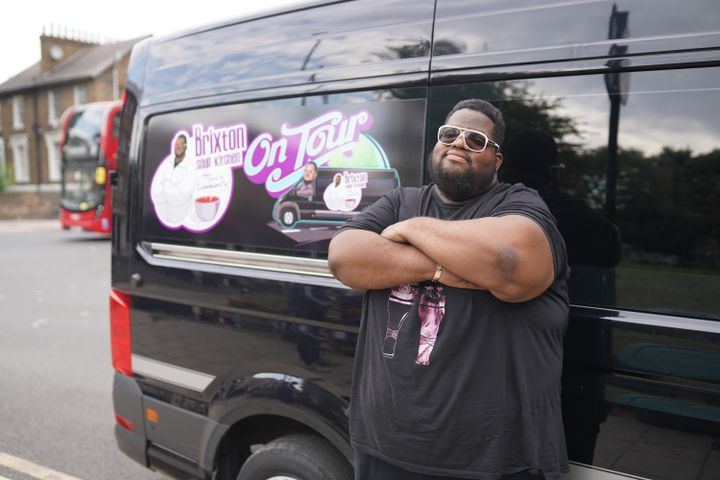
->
[0, 28, 144, 195]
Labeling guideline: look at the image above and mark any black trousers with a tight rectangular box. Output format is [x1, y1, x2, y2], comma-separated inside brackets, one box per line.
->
[354, 451, 546, 480]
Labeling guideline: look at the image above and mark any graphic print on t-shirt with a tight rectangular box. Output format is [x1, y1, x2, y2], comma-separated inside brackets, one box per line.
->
[383, 284, 418, 358]
[416, 284, 446, 365]
[383, 283, 446, 365]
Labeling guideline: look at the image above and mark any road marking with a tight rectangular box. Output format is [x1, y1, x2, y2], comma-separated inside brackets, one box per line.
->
[0, 452, 83, 480]
[0, 475, 12, 480]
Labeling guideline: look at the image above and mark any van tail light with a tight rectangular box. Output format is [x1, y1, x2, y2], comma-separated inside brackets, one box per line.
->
[110, 289, 132, 376]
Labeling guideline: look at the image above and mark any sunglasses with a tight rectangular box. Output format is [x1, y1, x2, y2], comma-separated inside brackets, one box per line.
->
[437, 125, 501, 153]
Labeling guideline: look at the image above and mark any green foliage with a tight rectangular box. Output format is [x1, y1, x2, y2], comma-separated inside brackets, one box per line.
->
[0, 167, 7, 193]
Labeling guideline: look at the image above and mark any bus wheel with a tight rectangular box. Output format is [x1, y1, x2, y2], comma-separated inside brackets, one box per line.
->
[280, 208, 297, 228]
[236, 433, 352, 480]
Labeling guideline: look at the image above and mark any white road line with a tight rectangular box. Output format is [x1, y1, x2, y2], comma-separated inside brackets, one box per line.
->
[0, 475, 12, 480]
[0, 452, 83, 480]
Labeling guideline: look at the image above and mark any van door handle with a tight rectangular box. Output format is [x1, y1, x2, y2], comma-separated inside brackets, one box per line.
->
[130, 273, 143, 287]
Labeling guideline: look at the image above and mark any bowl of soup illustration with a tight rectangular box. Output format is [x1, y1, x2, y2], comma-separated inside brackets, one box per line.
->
[344, 197, 358, 210]
[195, 196, 220, 221]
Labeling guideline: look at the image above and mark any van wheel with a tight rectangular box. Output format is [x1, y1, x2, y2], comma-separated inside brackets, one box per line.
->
[280, 208, 297, 228]
[236, 434, 352, 480]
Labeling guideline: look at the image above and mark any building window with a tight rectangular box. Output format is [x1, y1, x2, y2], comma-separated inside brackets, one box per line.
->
[12, 95, 24, 129]
[48, 89, 61, 128]
[10, 134, 29, 183]
[73, 85, 86, 106]
[45, 131, 62, 182]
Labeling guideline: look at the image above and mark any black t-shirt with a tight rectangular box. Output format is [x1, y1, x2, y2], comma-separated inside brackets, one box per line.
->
[341, 182, 570, 480]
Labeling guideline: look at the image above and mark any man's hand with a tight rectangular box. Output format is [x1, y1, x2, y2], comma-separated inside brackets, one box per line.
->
[380, 220, 411, 244]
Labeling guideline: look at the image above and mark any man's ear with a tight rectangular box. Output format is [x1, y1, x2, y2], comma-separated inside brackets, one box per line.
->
[495, 152, 504, 170]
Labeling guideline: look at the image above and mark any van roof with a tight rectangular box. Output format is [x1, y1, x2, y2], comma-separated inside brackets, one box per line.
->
[129, 0, 435, 106]
[151, 0, 332, 44]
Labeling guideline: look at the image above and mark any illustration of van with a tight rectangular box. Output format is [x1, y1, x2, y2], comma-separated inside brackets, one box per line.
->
[273, 167, 399, 228]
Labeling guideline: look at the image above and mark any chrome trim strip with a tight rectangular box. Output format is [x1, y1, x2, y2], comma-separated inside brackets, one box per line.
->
[151, 242, 332, 277]
[313, 210, 360, 217]
[572, 305, 720, 334]
[138, 242, 349, 289]
[139, 244, 718, 335]
[565, 462, 649, 479]
[132, 354, 215, 392]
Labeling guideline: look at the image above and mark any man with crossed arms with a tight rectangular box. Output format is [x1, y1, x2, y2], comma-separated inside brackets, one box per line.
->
[329, 99, 570, 480]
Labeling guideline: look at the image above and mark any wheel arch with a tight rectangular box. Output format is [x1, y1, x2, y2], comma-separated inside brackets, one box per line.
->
[209, 412, 351, 479]
[202, 375, 351, 479]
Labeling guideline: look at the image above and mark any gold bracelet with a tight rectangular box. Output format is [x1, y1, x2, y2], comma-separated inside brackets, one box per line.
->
[432, 264, 444, 282]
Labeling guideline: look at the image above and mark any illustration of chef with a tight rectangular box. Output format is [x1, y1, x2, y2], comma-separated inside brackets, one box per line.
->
[150, 132, 197, 226]
[323, 173, 347, 211]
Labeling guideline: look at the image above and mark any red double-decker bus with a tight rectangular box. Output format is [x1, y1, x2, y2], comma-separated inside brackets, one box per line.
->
[59, 100, 121, 233]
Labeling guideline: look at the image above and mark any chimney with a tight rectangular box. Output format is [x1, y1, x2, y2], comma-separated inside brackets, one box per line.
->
[40, 24, 102, 73]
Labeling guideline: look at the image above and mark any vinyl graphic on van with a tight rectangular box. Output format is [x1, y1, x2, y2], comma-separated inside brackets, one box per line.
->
[148, 110, 397, 233]
[149, 126, 244, 231]
[272, 133, 399, 229]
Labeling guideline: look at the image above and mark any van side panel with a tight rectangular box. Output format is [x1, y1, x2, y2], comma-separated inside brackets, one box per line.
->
[127, 86, 427, 473]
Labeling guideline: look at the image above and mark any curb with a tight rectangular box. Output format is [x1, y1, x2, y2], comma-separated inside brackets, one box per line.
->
[0, 219, 61, 235]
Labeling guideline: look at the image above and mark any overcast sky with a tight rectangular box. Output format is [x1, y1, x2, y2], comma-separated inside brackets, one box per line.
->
[0, 0, 306, 83]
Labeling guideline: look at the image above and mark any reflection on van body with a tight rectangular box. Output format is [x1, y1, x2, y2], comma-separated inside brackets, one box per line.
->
[111, 1, 720, 479]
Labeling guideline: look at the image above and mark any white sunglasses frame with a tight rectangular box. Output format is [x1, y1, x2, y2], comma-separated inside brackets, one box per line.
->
[437, 124, 501, 152]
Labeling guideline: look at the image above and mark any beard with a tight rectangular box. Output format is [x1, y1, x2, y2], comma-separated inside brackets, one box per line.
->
[429, 155, 497, 202]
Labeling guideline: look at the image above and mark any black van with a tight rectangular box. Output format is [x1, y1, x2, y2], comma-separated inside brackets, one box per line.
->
[110, 1, 720, 479]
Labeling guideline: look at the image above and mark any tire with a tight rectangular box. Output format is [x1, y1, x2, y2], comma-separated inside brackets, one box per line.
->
[280, 208, 297, 228]
[236, 433, 352, 480]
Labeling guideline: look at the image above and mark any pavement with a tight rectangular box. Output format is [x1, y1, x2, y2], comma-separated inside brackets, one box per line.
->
[0, 219, 61, 235]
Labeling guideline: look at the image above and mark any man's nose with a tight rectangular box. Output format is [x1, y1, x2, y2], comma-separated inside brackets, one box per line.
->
[451, 133, 468, 150]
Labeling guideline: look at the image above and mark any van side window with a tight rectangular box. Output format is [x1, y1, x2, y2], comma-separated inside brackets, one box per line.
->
[431, 66, 720, 320]
[140, 90, 426, 257]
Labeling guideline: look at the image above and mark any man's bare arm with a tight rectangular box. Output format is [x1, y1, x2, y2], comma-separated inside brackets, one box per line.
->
[382, 215, 555, 302]
[328, 229, 438, 291]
